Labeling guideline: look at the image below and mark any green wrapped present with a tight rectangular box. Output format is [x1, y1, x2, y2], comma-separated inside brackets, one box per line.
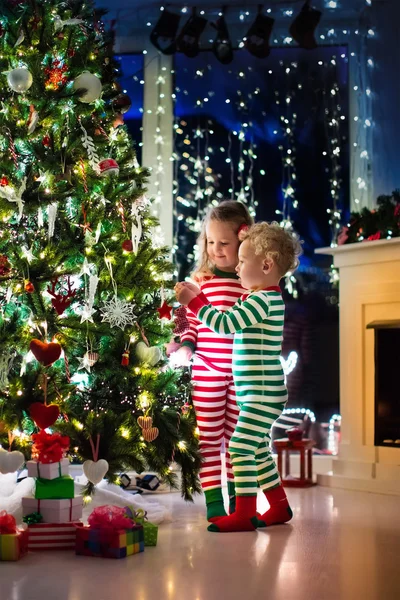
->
[35, 475, 75, 500]
[124, 506, 158, 546]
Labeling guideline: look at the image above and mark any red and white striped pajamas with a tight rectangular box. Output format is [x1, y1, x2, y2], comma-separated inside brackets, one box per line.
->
[180, 270, 245, 491]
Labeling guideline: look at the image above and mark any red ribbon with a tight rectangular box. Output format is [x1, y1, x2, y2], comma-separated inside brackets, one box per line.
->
[88, 505, 134, 532]
[31, 430, 70, 464]
[0, 510, 17, 534]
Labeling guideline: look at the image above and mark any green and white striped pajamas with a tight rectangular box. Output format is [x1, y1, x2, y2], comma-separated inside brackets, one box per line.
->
[188, 287, 287, 496]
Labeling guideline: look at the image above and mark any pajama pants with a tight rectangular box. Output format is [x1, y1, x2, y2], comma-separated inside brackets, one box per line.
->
[229, 400, 286, 496]
[191, 361, 240, 490]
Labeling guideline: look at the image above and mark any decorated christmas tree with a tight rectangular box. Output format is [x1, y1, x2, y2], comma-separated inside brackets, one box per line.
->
[0, 0, 201, 500]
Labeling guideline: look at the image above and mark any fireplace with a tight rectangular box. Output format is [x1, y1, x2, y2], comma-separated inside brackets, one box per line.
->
[315, 237, 400, 495]
[367, 320, 400, 448]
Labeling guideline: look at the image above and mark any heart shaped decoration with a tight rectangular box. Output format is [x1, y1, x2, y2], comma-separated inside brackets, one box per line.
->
[137, 416, 153, 430]
[30, 339, 62, 367]
[135, 342, 162, 367]
[83, 459, 109, 485]
[30, 402, 60, 429]
[0, 448, 25, 474]
[142, 427, 159, 442]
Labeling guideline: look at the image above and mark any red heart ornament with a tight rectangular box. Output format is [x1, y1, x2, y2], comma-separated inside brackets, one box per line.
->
[30, 339, 62, 366]
[30, 402, 60, 430]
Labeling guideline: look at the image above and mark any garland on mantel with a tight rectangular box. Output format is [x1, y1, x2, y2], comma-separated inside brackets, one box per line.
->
[338, 190, 400, 245]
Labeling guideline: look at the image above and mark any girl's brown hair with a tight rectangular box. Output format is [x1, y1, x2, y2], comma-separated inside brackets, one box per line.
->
[192, 200, 253, 281]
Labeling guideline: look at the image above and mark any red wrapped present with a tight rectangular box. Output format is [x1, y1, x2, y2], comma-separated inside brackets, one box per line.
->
[0, 511, 29, 561]
[75, 505, 144, 559]
[28, 522, 80, 552]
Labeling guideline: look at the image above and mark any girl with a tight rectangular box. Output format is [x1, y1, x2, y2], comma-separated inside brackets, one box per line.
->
[171, 201, 253, 522]
[176, 222, 302, 533]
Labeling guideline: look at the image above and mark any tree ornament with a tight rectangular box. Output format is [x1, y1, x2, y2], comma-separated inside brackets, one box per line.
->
[42, 135, 51, 148]
[98, 158, 119, 177]
[85, 352, 99, 367]
[0, 255, 11, 276]
[29, 402, 60, 429]
[27, 104, 39, 134]
[53, 14, 83, 33]
[25, 281, 34, 293]
[0, 448, 25, 474]
[0, 350, 14, 390]
[130, 202, 143, 253]
[83, 459, 109, 485]
[137, 416, 153, 430]
[83, 434, 108, 484]
[112, 93, 132, 114]
[181, 403, 191, 415]
[7, 67, 33, 93]
[100, 296, 136, 330]
[73, 72, 102, 103]
[29, 339, 62, 366]
[44, 59, 68, 88]
[0, 177, 9, 187]
[157, 300, 173, 320]
[142, 427, 159, 442]
[68, 48, 75, 58]
[0, 176, 26, 219]
[113, 113, 124, 128]
[121, 349, 130, 366]
[173, 306, 191, 335]
[122, 239, 133, 252]
[47, 276, 76, 315]
[80, 124, 100, 171]
[136, 341, 162, 367]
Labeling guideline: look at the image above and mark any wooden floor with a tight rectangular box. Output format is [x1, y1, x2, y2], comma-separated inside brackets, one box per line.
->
[2, 486, 400, 600]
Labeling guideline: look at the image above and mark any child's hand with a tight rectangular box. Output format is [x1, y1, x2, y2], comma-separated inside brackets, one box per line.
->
[169, 346, 193, 367]
[174, 282, 199, 306]
[165, 341, 181, 357]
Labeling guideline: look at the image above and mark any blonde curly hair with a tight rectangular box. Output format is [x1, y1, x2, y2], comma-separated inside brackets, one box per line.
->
[241, 222, 302, 277]
[192, 200, 253, 281]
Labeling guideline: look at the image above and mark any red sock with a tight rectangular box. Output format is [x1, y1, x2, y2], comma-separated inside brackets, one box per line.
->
[208, 496, 258, 533]
[257, 484, 293, 527]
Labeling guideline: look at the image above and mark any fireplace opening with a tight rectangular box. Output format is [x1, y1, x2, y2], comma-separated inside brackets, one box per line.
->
[367, 320, 400, 448]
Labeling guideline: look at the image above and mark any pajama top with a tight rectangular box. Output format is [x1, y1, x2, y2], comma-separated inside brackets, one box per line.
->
[187, 287, 287, 403]
[180, 268, 245, 374]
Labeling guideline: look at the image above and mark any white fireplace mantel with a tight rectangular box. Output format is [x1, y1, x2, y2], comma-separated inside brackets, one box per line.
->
[316, 238, 400, 495]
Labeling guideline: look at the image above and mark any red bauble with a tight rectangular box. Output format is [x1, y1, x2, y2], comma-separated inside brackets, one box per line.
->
[0, 177, 9, 187]
[112, 93, 132, 115]
[29, 339, 62, 366]
[42, 135, 51, 147]
[157, 300, 173, 320]
[68, 48, 75, 58]
[122, 239, 133, 252]
[25, 281, 35, 293]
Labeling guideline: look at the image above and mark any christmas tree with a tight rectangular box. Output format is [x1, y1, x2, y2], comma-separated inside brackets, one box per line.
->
[0, 0, 201, 500]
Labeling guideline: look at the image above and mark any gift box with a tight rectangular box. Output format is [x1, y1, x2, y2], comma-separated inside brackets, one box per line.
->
[22, 497, 83, 523]
[28, 522, 80, 552]
[75, 523, 144, 559]
[0, 529, 28, 561]
[124, 506, 158, 546]
[27, 458, 70, 480]
[35, 475, 75, 500]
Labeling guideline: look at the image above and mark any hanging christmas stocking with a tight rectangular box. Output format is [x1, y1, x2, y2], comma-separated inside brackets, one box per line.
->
[245, 12, 275, 59]
[150, 9, 181, 55]
[289, 1, 322, 50]
[177, 9, 208, 58]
